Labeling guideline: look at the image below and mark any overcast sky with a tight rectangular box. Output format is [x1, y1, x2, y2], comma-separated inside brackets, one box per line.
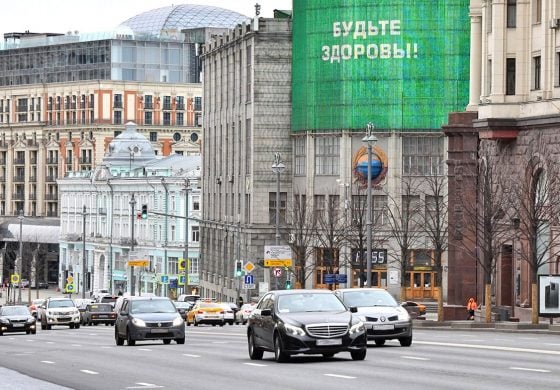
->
[0, 0, 292, 36]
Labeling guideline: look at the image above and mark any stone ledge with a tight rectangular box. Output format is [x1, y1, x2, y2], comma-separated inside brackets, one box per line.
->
[496, 323, 549, 331]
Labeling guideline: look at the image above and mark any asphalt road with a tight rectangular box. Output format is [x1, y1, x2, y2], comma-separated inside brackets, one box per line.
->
[0, 324, 559, 389]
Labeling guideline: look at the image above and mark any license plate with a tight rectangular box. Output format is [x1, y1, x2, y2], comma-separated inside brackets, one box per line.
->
[98, 315, 108, 318]
[13, 323, 24, 327]
[373, 324, 394, 330]
[151, 329, 168, 334]
[316, 338, 342, 346]
[206, 316, 219, 319]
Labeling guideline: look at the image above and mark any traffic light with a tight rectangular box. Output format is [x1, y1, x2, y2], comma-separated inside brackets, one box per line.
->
[235, 260, 243, 277]
[141, 204, 148, 219]
[178, 259, 186, 271]
[285, 280, 292, 290]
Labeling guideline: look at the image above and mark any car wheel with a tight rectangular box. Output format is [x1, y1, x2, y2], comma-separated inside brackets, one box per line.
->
[274, 334, 289, 363]
[163, 339, 171, 345]
[69, 323, 75, 329]
[399, 336, 413, 347]
[75, 324, 80, 329]
[0, 332, 3, 336]
[375, 339, 386, 347]
[194, 319, 199, 327]
[248, 331, 263, 360]
[186, 319, 191, 326]
[115, 328, 124, 346]
[126, 328, 136, 346]
[31, 330, 36, 335]
[46, 324, 51, 330]
[26, 330, 31, 335]
[351, 349, 367, 361]
[176, 337, 185, 345]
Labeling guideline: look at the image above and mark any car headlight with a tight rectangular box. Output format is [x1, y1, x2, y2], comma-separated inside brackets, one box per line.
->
[349, 321, 365, 335]
[131, 317, 146, 327]
[26, 318, 36, 324]
[172, 316, 184, 326]
[397, 308, 411, 321]
[284, 323, 305, 336]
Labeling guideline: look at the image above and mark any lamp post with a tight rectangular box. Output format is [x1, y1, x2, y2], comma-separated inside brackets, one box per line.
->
[17, 210, 24, 304]
[183, 179, 190, 296]
[272, 153, 285, 290]
[362, 123, 378, 288]
[82, 205, 87, 299]
[129, 193, 136, 296]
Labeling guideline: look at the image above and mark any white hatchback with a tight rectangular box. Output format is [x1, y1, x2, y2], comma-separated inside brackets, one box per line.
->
[218, 303, 235, 325]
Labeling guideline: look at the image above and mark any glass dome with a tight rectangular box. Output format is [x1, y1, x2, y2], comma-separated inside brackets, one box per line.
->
[118, 4, 249, 35]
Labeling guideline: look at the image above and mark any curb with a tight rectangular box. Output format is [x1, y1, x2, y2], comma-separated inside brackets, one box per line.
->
[413, 319, 560, 334]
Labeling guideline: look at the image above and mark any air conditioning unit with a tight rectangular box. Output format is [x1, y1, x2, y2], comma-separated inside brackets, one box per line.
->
[550, 18, 560, 29]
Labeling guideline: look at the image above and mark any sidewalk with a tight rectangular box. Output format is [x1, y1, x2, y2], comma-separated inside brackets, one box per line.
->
[413, 317, 560, 334]
[2, 285, 67, 306]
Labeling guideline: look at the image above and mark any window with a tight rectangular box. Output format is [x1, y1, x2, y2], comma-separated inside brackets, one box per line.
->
[294, 137, 306, 176]
[149, 132, 157, 142]
[191, 226, 200, 242]
[114, 94, 123, 108]
[163, 112, 171, 125]
[313, 194, 325, 222]
[373, 195, 388, 225]
[534, 0, 541, 24]
[315, 136, 340, 176]
[114, 111, 122, 125]
[507, 0, 516, 28]
[176, 112, 184, 126]
[533, 55, 541, 90]
[246, 46, 252, 102]
[557, 52, 560, 86]
[193, 197, 200, 210]
[486, 59, 492, 96]
[163, 96, 171, 110]
[144, 111, 152, 125]
[506, 58, 516, 95]
[402, 137, 444, 175]
[268, 192, 287, 224]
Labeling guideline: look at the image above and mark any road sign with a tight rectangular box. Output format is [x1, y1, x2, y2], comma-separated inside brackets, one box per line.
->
[160, 275, 169, 284]
[179, 275, 186, 285]
[66, 283, 74, 293]
[127, 260, 149, 267]
[67, 275, 74, 283]
[244, 261, 255, 273]
[242, 283, 256, 290]
[264, 245, 292, 267]
[244, 274, 254, 285]
[178, 259, 187, 271]
[10, 274, 20, 284]
[273, 268, 282, 278]
[187, 274, 199, 285]
[264, 259, 292, 267]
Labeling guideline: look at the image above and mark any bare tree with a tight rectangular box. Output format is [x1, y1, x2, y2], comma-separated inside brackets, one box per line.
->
[283, 192, 317, 288]
[454, 143, 514, 322]
[385, 178, 425, 301]
[421, 163, 449, 321]
[507, 136, 560, 324]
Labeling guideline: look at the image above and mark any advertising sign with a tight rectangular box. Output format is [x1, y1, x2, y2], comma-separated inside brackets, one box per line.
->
[538, 275, 560, 316]
[264, 245, 292, 267]
[292, 0, 470, 131]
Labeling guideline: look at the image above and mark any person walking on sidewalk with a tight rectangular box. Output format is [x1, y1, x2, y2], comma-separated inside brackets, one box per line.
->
[466, 297, 477, 320]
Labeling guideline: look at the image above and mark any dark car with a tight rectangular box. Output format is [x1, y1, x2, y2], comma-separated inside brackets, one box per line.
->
[0, 305, 37, 335]
[82, 303, 117, 326]
[100, 295, 119, 308]
[172, 301, 192, 320]
[247, 289, 367, 362]
[115, 296, 185, 346]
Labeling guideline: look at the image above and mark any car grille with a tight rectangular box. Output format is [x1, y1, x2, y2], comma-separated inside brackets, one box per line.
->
[10, 319, 27, 325]
[145, 321, 173, 328]
[365, 315, 399, 322]
[306, 323, 348, 338]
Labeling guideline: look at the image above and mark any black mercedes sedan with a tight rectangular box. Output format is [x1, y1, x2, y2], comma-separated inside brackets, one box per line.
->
[0, 305, 37, 335]
[247, 289, 367, 362]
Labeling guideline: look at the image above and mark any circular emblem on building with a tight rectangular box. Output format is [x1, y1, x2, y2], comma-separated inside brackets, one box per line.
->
[352, 145, 388, 187]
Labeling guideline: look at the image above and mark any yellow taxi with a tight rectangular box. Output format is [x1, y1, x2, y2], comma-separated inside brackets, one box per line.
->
[186, 301, 225, 326]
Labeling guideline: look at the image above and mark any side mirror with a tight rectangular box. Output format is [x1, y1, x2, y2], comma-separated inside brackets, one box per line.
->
[260, 309, 272, 316]
[350, 306, 358, 313]
[120, 311, 127, 316]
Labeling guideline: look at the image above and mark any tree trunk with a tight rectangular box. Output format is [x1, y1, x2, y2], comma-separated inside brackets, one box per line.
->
[437, 287, 444, 321]
[531, 283, 538, 324]
[400, 285, 406, 302]
[485, 284, 492, 323]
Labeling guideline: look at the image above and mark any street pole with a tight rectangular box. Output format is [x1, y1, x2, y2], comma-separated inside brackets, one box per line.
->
[272, 153, 285, 290]
[82, 205, 87, 299]
[130, 193, 136, 296]
[184, 179, 190, 296]
[17, 210, 24, 304]
[362, 123, 377, 288]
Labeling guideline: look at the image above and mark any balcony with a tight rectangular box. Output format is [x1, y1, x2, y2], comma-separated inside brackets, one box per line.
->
[114, 101, 123, 109]
[79, 157, 92, 164]
[29, 193, 37, 200]
[0, 159, 5, 165]
[46, 175, 57, 182]
[47, 104, 53, 110]
[45, 193, 58, 200]
[47, 210, 58, 217]
[144, 103, 153, 110]
[163, 103, 172, 110]
[13, 158, 25, 165]
[36, 104, 41, 111]
[12, 193, 25, 200]
[55, 104, 61, 110]
[0, 176, 4, 182]
[47, 157, 58, 165]
[176, 103, 185, 111]
[163, 120, 171, 126]
[13, 175, 25, 182]
[30, 157, 37, 164]
[0, 193, 4, 200]
[29, 176, 37, 182]
[98, 207, 107, 215]
[16, 106, 27, 112]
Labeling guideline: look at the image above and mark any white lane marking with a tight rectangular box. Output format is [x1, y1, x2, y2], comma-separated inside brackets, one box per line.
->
[510, 367, 551, 373]
[101, 346, 112, 349]
[182, 354, 201, 358]
[138, 348, 152, 351]
[41, 361, 55, 364]
[414, 341, 560, 355]
[401, 356, 430, 361]
[46, 341, 54, 344]
[212, 341, 228, 344]
[125, 382, 164, 389]
[324, 374, 356, 379]
[26, 339, 35, 342]
[545, 343, 560, 346]
[72, 344, 82, 347]
[80, 370, 99, 375]
[244, 363, 267, 367]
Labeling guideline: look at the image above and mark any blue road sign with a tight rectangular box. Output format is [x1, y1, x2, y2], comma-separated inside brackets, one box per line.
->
[161, 275, 169, 284]
[323, 274, 335, 284]
[335, 274, 347, 283]
[244, 274, 254, 285]
[179, 275, 186, 285]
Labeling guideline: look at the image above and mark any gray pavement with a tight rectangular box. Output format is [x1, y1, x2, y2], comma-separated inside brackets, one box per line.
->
[0, 368, 72, 390]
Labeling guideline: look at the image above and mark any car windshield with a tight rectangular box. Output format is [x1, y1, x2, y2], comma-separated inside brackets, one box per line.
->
[89, 304, 113, 312]
[277, 293, 346, 313]
[1, 306, 30, 316]
[130, 299, 176, 314]
[341, 290, 398, 307]
[173, 302, 190, 309]
[48, 300, 75, 308]
[198, 302, 220, 309]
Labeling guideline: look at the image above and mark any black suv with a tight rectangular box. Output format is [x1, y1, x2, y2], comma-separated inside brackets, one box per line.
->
[115, 296, 185, 346]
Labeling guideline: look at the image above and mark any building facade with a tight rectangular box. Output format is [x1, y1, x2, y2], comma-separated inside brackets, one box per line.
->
[58, 122, 201, 296]
[445, 0, 560, 318]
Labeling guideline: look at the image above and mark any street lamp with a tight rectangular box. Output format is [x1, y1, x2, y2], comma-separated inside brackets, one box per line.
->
[183, 179, 192, 296]
[129, 193, 136, 296]
[362, 123, 378, 288]
[17, 210, 24, 304]
[272, 152, 285, 290]
[82, 205, 87, 299]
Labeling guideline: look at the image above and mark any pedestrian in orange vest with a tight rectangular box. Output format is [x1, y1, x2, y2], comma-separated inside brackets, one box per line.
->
[466, 297, 477, 320]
